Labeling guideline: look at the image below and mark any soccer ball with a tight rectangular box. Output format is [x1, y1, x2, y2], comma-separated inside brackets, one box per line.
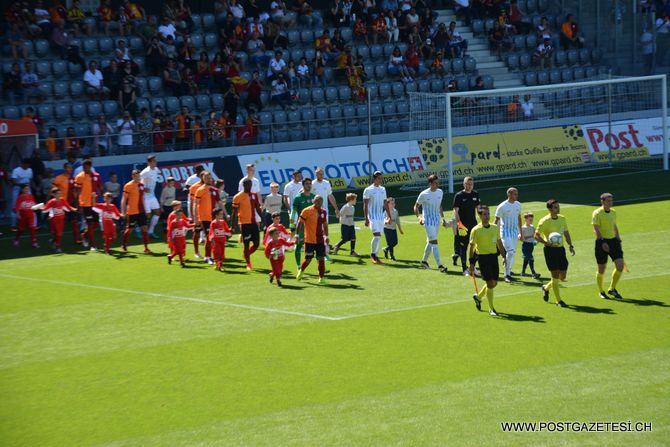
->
[548, 232, 563, 247]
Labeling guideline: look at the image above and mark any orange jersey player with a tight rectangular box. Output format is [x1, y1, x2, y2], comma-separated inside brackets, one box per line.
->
[41, 187, 77, 252]
[263, 212, 292, 246]
[167, 209, 194, 267]
[208, 208, 232, 271]
[14, 184, 39, 248]
[93, 192, 122, 254]
[52, 162, 81, 244]
[121, 169, 150, 253]
[264, 228, 296, 287]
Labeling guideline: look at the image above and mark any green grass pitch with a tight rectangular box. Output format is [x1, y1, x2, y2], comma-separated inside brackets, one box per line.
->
[1, 169, 669, 446]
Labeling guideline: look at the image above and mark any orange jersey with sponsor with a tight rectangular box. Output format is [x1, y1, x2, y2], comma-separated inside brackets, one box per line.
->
[299, 206, 327, 244]
[189, 181, 203, 201]
[52, 173, 73, 203]
[195, 184, 214, 222]
[232, 191, 259, 225]
[123, 180, 146, 215]
[74, 171, 95, 207]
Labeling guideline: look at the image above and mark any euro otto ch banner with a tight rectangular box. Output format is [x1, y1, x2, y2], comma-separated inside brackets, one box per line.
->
[237, 142, 424, 194]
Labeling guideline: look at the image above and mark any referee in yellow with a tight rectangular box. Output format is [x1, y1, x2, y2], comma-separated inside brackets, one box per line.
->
[592, 193, 624, 299]
[469, 205, 507, 316]
[535, 199, 575, 308]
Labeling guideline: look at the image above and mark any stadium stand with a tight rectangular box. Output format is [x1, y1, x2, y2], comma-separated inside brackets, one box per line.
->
[1, 0, 668, 158]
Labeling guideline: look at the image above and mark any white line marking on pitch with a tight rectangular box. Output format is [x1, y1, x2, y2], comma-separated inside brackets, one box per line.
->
[331, 271, 670, 320]
[0, 273, 339, 321]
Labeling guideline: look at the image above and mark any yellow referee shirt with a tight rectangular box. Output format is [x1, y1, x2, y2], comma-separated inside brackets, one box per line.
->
[469, 223, 500, 255]
[592, 207, 617, 239]
[537, 214, 569, 247]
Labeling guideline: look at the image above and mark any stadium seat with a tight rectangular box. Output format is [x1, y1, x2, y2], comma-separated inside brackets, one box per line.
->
[289, 127, 305, 141]
[519, 53, 531, 70]
[35, 39, 49, 57]
[290, 48, 304, 62]
[38, 81, 52, 97]
[382, 44, 395, 59]
[340, 28, 352, 41]
[103, 100, 118, 116]
[525, 34, 537, 51]
[332, 125, 345, 138]
[405, 81, 417, 94]
[191, 14, 202, 29]
[484, 18, 495, 31]
[579, 48, 591, 65]
[382, 101, 396, 116]
[55, 104, 70, 120]
[71, 102, 87, 121]
[391, 81, 404, 97]
[507, 53, 519, 71]
[355, 45, 370, 60]
[472, 19, 484, 35]
[53, 81, 68, 98]
[417, 79, 430, 92]
[370, 44, 383, 61]
[567, 49, 579, 66]
[366, 83, 378, 100]
[585, 66, 596, 79]
[274, 129, 289, 142]
[180, 96, 195, 111]
[128, 36, 142, 51]
[258, 111, 273, 126]
[52, 60, 67, 79]
[318, 126, 332, 139]
[196, 94, 210, 111]
[202, 14, 215, 30]
[573, 67, 585, 80]
[311, 88, 325, 104]
[315, 107, 328, 122]
[385, 119, 400, 134]
[561, 68, 574, 82]
[549, 69, 561, 83]
[147, 76, 162, 94]
[150, 97, 165, 111]
[303, 48, 316, 62]
[430, 79, 444, 93]
[211, 93, 223, 109]
[356, 104, 368, 118]
[2, 106, 19, 120]
[451, 58, 464, 74]
[98, 37, 113, 54]
[190, 33, 203, 49]
[526, 0, 537, 13]
[370, 102, 382, 118]
[538, 0, 549, 12]
[513, 35, 525, 51]
[287, 110, 301, 123]
[303, 124, 317, 140]
[396, 100, 409, 116]
[38, 104, 54, 121]
[287, 30, 300, 47]
[554, 50, 567, 67]
[483, 75, 494, 89]
[273, 110, 287, 126]
[70, 81, 84, 98]
[537, 70, 549, 85]
[301, 30, 314, 45]
[163, 96, 178, 114]
[464, 57, 477, 73]
[338, 86, 351, 101]
[524, 71, 537, 86]
[591, 48, 603, 64]
[325, 86, 338, 102]
[455, 75, 468, 91]
[374, 64, 387, 79]
[301, 107, 314, 121]
[100, 59, 111, 69]
[341, 105, 355, 120]
[328, 104, 342, 121]
[378, 82, 392, 99]
[136, 97, 150, 112]
[86, 101, 102, 121]
[68, 62, 83, 76]
[83, 37, 98, 55]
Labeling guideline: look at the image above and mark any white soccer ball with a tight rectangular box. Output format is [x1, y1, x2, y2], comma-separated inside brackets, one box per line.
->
[548, 232, 563, 247]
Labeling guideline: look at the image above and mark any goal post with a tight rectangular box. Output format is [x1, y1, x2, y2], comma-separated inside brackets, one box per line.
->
[409, 74, 668, 193]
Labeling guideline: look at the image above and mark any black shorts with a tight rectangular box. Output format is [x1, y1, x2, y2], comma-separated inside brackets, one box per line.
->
[476, 253, 500, 281]
[82, 207, 97, 223]
[595, 238, 623, 264]
[305, 242, 326, 259]
[127, 213, 147, 227]
[340, 224, 355, 242]
[544, 246, 568, 271]
[200, 220, 211, 232]
[241, 223, 260, 244]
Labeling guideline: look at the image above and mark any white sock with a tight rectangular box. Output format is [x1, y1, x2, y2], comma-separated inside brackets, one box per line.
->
[422, 243, 431, 262]
[431, 243, 442, 266]
[148, 215, 159, 234]
[371, 235, 380, 255]
[505, 249, 515, 276]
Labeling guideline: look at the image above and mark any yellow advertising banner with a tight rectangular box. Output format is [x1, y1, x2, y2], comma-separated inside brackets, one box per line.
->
[350, 171, 414, 189]
[414, 126, 593, 181]
[329, 177, 349, 191]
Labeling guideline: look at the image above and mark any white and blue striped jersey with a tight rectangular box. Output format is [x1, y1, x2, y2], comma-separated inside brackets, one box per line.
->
[495, 200, 522, 238]
[363, 184, 387, 220]
[416, 188, 443, 227]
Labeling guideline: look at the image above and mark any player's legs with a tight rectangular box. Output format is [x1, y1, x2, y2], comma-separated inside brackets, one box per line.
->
[147, 197, 161, 237]
[370, 219, 383, 261]
[502, 237, 517, 278]
[202, 222, 212, 260]
[294, 226, 304, 268]
[452, 234, 460, 265]
[383, 228, 397, 259]
[192, 224, 201, 256]
[457, 234, 470, 272]
[298, 243, 315, 279]
[122, 215, 133, 249]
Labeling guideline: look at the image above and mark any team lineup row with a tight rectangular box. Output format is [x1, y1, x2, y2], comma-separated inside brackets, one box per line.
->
[11, 157, 626, 308]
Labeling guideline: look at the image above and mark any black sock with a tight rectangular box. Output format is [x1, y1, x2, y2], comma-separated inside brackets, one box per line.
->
[389, 246, 394, 257]
[529, 259, 536, 273]
[522, 259, 529, 272]
[350, 240, 356, 252]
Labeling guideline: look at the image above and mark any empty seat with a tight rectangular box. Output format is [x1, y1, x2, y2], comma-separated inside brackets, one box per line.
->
[318, 126, 332, 139]
[561, 68, 574, 82]
[451, 58, 464, 74]
[311, 88, 325, 104]
[382, 43, 395, 59]
[345, 121, 360, 136]
[83, 37, 98, 54]
[396, 100, 409, 116]
[378, 82, 392, 99]
[355, 45, 370, 60]
[164, 96, 179, 114]
[579, 48, 590, 65]
[391, 81, 404, 97]
[370, 44, 383, 61]
[382, 101, 396, 116]
[464, 57, 477, 73]
[472, 19, 484, 35]
[98, 37, 113, 53]
[519, 53, 531, 70]
[356, 104, 368, 118]
[300, 30, 314, 44]
[274, 130, 289, 142]
[417, 79, 430, 92]
[71, 102, 87, 121]
[405, 81, 417, 93]
[148, 76, 162, 94]
[325, 86, 338, 102]
[38, 81, 52, 97]
[38, 104, 54, 120]
[329, 105, 342, 120]
[287, 30, 300, 47]
[52, 60, 67, 78]
[585, 66, 596, 79]
[3, 106, 20, 119]
[70, 80, 84, 98]
[68, 62, 83, 76]
[513, 35, 525, 50]
[288, 110, 301, 123]
[273, 110, 288, 126]
[128, 36, 142, 51]
[53, 81, 69, 98]
[374, 64, 387, 79]
[483, 75, 494, 89]
[507, 53, 519, 70]
[196, 94, 210, 111]
[301, 107, 314, 121]
[103, 100, 118, 116]
[591, 48, 603, 64]
[549, 69, 561, 83]
[136, 97, 150, 112]
[180, 96, 195, 110]
[202, 13, 215, 30]
[338, 85, 352, 101]
[303, 48, 315, 62]
[342, 105, 356, 119]
[211, 93, 223, 109]
[315, 107, 328, 122]
[332, 125, 345, 138]
[573, 67, 585, 80]
[567, 49, 579, 65]
[366, 83, 378, 100]
[55, 104, 70, 120]
[150, 98, 165, 111]
[385, 119, 400, 133]
[525, 34, 537, 50]
[340, 28, 353, 41]
[34, 39, 50, 57]
[370, 102, 382, 117]
[289, 127, 304, 141]
[554, 50, 567, 67]
[537, 70, 549, 85]
[430, 79, 444, 93]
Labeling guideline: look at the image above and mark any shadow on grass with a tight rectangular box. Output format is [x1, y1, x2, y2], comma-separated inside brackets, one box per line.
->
[329, 257, 367, 265]
[319, 283, 364, 290]
[277, 284, 307, 290]
[615, 297, 670, 307]
[567, 304, 616, 314]
[328, 272, 358, 280]
[495, 312, 546, 323]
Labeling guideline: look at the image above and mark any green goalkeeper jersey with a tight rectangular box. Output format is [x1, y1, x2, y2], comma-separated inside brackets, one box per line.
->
[292, 192, 315, 218]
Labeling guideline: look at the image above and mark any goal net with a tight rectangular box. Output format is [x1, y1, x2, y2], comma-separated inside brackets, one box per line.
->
[408, 75, 668, 193]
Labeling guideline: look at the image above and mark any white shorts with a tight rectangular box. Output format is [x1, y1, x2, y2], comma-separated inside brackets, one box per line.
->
[425, 225, 440, 241]
[369, 219, 384, 234]
[143, 195, 160, 212]
[502, 236, 518, 252]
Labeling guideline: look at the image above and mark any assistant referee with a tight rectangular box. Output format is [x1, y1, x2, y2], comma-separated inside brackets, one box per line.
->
[592, 192, 625, 299]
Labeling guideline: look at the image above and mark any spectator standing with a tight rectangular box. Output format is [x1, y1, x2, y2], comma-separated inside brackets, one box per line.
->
[92, 114, 114, 156]
[116, 111, 136, 154]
